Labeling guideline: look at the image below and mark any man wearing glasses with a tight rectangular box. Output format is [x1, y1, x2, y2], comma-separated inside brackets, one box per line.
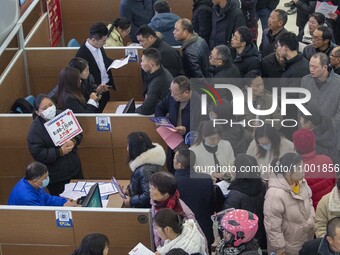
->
[155, 75, 204, 172]
[303, 26, 337, 61]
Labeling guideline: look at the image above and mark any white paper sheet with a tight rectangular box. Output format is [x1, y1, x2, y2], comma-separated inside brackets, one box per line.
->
[315, 1, 338, 18]
[129, 243, 154, 255]
[107, 54, 131, 70]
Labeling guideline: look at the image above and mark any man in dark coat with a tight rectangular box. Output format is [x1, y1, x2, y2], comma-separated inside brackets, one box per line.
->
[174, 146, 214, 251]
[192, 0, 213, 44]
[136, 25, 183, 78]
[155, 76, 204, 172]
[208, 44, 241, 100]
[330, 46, 340, 75]
[276, 31, 310, 140]
[120, 0, 156, 43]
[277, 32, 310, 80]
[209, 0, 245, 49]
[76, 22, 112, 112]
[303, 26, 337, 61]
[299, 217, 340, 255]
[148, 0, 180, 46]
[230, 26, 261, 77]
[173, 18, 210, 78]
[260, 9, 288, 57]
[136, 48, 173, 115]
[261, 51, 285, 79]
[256, 0, 279, 30]
[293, 0, 317, 32]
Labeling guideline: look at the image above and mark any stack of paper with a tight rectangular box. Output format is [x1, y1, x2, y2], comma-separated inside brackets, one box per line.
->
[129, 243, 154, 255]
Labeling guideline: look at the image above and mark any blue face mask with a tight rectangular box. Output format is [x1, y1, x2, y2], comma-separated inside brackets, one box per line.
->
[260, 143, 272, 151]
[41, 176, 50, 188]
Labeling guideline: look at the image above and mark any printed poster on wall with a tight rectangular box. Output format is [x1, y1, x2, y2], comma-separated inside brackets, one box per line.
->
[46, 0, 62, 46]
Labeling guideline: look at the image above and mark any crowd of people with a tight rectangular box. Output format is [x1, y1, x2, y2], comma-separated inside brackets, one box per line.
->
[7, 0, 340, 254]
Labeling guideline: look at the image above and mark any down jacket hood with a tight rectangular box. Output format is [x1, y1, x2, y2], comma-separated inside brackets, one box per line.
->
[129, 143, 166, 172]
[150, 13, 180, 32]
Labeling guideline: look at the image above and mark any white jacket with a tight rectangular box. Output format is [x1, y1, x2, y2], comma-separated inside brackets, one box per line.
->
[156, 219, 207, 255]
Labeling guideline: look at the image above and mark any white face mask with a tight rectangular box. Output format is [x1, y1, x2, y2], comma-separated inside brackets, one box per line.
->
[41, 105, 56, 120]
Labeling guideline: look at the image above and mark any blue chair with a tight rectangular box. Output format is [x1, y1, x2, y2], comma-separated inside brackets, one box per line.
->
[25, 95, 35, 106]
[67, 38, 80, 47]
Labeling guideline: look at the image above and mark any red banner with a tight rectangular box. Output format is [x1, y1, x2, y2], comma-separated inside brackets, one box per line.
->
[46, 0, 62, 47]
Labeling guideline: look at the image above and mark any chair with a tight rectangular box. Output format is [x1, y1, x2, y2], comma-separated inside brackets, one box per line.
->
[67, 38, 80, 47]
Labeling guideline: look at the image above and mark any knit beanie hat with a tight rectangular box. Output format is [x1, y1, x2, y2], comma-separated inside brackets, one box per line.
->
[293, 128, 316, 154]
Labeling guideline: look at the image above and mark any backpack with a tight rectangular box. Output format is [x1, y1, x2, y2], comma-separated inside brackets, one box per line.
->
[11, 98, 34, 113]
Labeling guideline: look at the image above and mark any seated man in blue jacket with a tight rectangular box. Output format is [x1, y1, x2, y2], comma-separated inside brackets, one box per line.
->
[8, 162, 77, 206]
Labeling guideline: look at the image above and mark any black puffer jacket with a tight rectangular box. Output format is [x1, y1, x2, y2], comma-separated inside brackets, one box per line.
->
[281, 53, 310, 80]
[208, 62, 242, 100]
[261, 52, 284, 78]
[209, 0, 246, 48]
[128, 144, 165, 208]
[136, 66, 174, 115]
[295, 0, 317, 30]
[149, 38, 183, 78]
[260, 27, 287, 57]
[181, 33, 210, 78]
[192, 0, 213, 43]
[224, 178, 267, 249]
[256, 0, 279, 10]
[231, 43, 261, 77]
[27, 114, 83, 184]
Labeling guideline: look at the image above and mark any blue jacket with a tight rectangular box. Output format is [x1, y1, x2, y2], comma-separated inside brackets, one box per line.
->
[8, 178, 67, 206]
[149, 12, 180, 46]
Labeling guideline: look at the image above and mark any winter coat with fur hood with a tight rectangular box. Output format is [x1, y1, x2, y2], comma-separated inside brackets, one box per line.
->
[128, 143, 166, 208]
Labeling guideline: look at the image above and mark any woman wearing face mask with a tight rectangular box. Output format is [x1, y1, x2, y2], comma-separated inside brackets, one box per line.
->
[8, 161, 77, 206]
[264, 153, 315, 255]
[56, 66, 101, 113]
[246, 124, 294, 180]
[190, 120, 235, 182]
[27, 94, 84, 195]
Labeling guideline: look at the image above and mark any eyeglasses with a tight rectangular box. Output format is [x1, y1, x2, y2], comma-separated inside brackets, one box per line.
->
[312, 36, 323, 42]
[169, 88, 187, 97]
[209, 54, 222, 60]
[330, 54, 340, 58]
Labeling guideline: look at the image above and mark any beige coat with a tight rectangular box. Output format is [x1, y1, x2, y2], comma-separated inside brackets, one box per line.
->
[264, 174, 315, 255]
[104, 25, 123, 47]
[246, 137, 295, 180]
[315, 187, 340, 238]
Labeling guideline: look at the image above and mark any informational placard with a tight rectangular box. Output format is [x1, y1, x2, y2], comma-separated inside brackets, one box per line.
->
[125, 48, 138, 62]
[55, 211, 73, 228]
[46, 0, 62, 47]
[96, 116, 111, 131]
[44, 109, 83, 146]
